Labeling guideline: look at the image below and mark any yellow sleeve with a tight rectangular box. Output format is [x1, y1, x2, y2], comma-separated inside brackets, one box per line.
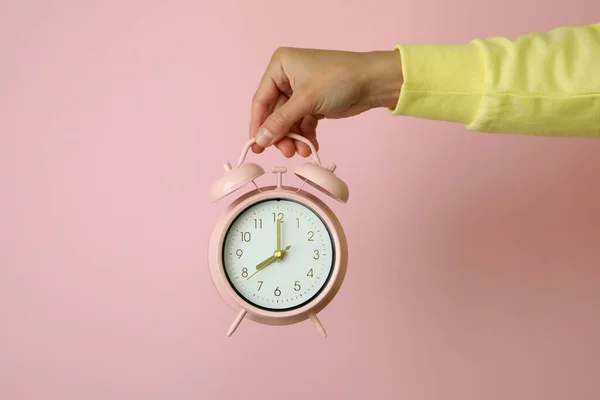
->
[391, 23, 600, 137]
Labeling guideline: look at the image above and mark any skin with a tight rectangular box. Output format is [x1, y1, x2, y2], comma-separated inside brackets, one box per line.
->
[249, 48, 404, 158]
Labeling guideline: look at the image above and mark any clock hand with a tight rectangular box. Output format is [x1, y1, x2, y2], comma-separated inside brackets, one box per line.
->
[246, 268, 263, 281]
[255, 255, 277, 271]
[258, 245, 292, 270]
[247, 245, 292, 280]
[276, 219, 282, 253]
[246, 255, 276, 281]
[274, 245, 291, 263]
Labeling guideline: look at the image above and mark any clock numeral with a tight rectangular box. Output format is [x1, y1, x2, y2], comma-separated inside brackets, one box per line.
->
[272, 212, 284, 222]
[257, 281, 263, 291]
[240, 232, 251, 242]
[296, 218, 300, 228]
[236, 249, 243, 258]
[241, 267, 248, 278]
[313, 249, 320, 260]
[294, 281, 301, 291]
[307, 268, 314, 278]
[307, 231, 314, 241]
[274, 286, 281, 297]
[254, 219, 263, 229]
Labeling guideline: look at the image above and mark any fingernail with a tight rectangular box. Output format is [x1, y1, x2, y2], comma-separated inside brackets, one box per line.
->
[255, 128, 273, 147]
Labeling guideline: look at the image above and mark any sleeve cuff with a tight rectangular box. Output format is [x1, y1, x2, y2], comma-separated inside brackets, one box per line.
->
[390, 43, 485, 126]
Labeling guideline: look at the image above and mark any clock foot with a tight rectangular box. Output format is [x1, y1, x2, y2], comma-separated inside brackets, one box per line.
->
[227, 309, 247, 337]
[309, 312, 327, 338]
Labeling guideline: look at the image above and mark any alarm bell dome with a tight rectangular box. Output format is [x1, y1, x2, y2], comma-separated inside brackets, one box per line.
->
[210, 162, 265, 202]
[294, 162, 349, 203]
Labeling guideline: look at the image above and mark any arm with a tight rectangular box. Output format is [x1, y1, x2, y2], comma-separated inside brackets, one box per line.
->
[250, 23, 600, 158]
[393, 23, 600, 136]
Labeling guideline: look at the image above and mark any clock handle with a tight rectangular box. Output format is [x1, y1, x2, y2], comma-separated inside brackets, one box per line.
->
[233, 133, 323, 170]
[227, 132, 348, 203]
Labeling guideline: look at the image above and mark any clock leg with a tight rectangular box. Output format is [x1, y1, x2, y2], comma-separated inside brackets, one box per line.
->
[309, 312, 327, 338]
[227, 309, 247, 337]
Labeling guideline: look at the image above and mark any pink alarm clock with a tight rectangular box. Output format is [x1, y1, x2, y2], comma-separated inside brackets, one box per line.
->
[208, 133, 349, 337]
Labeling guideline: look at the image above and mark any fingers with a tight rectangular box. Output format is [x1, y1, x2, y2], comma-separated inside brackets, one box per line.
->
[270, 96, 314, 158]
[249, 48, 319, 158]
[250, 80, 278, 154]
[250, 59, 285, 154]
[254, 88, 314, 150]
[295, 115, 319, 157]
[254, 93, 320, 158]
[272, 94, 296, 158]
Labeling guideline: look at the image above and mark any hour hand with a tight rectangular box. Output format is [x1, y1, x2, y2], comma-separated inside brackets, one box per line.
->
[256, 255, 277, 271]
[248, 245, 292, 280]
[256, 245, 291, 271]
[247, 255, 277, 280]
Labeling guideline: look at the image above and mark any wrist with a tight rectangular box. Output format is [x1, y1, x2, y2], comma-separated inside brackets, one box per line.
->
[362, 50, 403, 109]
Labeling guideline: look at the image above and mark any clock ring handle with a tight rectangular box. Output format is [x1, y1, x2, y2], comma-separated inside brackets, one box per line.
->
[233, 133, 322, 169]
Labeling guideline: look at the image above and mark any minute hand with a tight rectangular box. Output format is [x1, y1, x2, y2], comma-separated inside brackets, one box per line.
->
[276, 219, 282, 252]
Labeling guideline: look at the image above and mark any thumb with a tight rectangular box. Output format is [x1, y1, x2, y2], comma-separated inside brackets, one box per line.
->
[254, 90, 313, 148]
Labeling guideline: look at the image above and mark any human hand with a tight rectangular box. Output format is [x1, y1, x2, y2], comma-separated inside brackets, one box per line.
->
[249, 47, 403, 158]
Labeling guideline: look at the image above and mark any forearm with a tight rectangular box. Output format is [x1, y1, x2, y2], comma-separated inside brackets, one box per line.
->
[390, 23, 600, 137]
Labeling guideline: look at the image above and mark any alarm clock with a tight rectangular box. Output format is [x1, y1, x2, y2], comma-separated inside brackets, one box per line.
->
[208, 133, 349, 337]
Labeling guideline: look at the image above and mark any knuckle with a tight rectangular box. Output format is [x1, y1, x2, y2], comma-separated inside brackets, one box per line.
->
[295, 86, 320, 111]
[251, 91, 262, 105]
[273, 46, 290, 59]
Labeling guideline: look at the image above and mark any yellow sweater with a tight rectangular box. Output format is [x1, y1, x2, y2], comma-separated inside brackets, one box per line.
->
[392, 23, 600, 136]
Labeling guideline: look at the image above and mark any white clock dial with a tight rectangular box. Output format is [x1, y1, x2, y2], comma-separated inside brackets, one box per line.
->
[223, 199, 335, 311]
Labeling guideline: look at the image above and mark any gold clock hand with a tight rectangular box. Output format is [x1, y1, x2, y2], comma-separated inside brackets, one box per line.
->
[246, 269, 261, 280]
[256, 255, 277, 271]
[276, 219, 282, 253]
[247, 245, 292, 280]
[274, 245, 291, 262]
[247, 255, 276, 281]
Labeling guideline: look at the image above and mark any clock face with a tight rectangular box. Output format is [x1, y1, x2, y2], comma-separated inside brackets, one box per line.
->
[222, 198, 335, 311]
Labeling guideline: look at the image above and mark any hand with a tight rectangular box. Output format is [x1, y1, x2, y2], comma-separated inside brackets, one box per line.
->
[249, 47, 403, 158]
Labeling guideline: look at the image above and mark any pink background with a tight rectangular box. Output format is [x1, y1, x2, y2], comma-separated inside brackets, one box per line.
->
[1, 1, 599, 399]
